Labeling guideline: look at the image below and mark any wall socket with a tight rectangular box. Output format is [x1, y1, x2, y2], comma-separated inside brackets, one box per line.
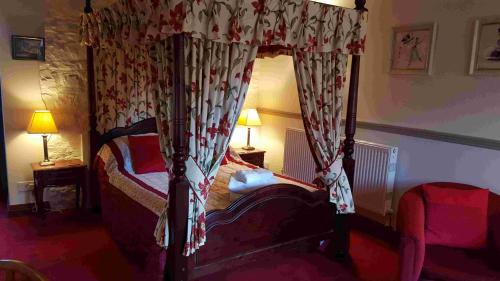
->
[17, 181, 35, 192]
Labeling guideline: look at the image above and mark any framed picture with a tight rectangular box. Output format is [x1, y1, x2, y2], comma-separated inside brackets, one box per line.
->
[11, 35, 45, 61]
[469, 16, 500, 75]
[390, 23, 437, 75]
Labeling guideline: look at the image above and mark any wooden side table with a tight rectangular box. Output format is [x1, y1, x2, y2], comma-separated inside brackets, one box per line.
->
[31, 159, 87, 216]
[235, 149, 266, 168]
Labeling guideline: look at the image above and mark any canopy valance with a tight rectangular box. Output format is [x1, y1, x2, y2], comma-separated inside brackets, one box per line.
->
[81, 0, 367, 54]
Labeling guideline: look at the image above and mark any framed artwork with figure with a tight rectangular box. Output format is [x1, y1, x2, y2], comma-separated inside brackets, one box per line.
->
[469, 16, 500, 75]
[390, 23, 437, 75]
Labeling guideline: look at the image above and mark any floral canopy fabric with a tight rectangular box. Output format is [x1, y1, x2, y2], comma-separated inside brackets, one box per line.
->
[81, 0, 367, 54]
[82, 0, 367, 256]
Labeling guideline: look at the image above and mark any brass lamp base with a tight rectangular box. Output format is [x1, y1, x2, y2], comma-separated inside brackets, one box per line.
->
[242, 127, 256, 151]
[39, 160, 55, 166]
[241, 146, 255, 151]
[40, 135, 54, 166]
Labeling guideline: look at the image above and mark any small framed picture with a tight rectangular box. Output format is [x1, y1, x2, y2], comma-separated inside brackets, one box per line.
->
[390, 23, 437, 75]
[11, 35, 45, 61]
[469, 16, 500, 75]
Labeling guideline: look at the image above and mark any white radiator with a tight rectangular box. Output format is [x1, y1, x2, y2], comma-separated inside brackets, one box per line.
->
[283, 128, 398, 223]
[283, 129, 317, 183]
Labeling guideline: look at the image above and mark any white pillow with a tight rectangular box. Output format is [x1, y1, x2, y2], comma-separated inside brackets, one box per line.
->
[112, 133, 158, 174]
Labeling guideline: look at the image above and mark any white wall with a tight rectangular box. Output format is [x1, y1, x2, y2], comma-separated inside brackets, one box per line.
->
[356, 0, 500, 139]
[0, 0, 47, 205]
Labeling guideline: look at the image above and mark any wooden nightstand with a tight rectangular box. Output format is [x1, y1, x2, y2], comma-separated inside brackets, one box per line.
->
[235, 149, 266, 168]
[31, 159, 87, 216]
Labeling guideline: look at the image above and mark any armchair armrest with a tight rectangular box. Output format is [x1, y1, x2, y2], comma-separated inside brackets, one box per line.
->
[488, 192, 500, 254]
[397, 188, 426, 281]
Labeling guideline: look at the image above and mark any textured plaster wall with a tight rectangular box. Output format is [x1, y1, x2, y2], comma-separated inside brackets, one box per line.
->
[35, 0, 91, 209]
[40, 0, 89, 163]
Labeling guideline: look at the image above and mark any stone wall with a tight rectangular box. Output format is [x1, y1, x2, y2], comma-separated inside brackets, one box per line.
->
[39, 0, 117, 163]
[36, 0, 116, 209]
[35, 0, 87, 209]
[39, 0, 87, 162]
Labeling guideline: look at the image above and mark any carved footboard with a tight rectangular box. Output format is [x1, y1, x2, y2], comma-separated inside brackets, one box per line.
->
[189, 184, 334, 279]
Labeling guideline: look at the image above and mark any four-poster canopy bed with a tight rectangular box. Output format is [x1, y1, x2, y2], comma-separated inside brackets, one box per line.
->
[81, 0, 368, 280]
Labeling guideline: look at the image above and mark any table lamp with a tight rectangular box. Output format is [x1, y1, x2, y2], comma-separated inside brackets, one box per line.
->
[237, 108, 261, 151]
[27, 110, 58, 166]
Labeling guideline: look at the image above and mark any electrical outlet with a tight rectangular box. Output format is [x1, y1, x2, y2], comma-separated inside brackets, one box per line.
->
[17, 181, 34, 192]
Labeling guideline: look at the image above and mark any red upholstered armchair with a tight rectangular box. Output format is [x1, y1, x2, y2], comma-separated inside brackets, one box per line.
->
[397, 182, 500, 281]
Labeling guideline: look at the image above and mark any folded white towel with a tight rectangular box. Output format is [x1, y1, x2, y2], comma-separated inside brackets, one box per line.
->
[228, 176, 278, 194]
[234, 168, 274, 184]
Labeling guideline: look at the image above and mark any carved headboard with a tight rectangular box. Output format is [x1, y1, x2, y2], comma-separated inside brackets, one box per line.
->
[97, 117, 158, 152]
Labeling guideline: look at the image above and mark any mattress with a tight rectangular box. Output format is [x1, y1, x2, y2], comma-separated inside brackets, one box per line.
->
[97, 139, 318, 217]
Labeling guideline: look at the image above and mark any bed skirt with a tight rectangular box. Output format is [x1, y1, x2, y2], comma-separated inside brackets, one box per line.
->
[96, 158, 166, 281]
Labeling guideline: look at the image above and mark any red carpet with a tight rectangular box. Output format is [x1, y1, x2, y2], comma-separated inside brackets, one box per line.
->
[0, 205, 398, 281]
[351, 230, 399, 281]
[197, 252, 357, 281]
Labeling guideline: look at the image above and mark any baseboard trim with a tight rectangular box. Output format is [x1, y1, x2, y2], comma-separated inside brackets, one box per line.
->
[257, 107, 500, 151]
[7, 203, 36, 217]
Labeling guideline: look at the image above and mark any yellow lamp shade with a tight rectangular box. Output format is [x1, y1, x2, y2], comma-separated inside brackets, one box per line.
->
[237, 109, 262, 126]
[27, 110, 58, 134]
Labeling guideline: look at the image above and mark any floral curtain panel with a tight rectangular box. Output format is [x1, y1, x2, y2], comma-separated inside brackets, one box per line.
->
[94, 45, 156, 133]
[150, 40, 175, 170]
[81, 0, 367, 55]
[293, 50, 354, 214]
[153, 35, 258, 255]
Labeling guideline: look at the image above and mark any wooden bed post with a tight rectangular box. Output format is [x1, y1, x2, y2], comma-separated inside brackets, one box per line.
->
[344, 0, 367, 188]
[334, 0, 367, 261]
[84, 0, 100, 211]
[164, 34, 190, 281]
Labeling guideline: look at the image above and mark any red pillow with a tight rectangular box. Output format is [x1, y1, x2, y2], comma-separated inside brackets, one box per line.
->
[422, 184, 489, 249]
[128, 135, 167, 174]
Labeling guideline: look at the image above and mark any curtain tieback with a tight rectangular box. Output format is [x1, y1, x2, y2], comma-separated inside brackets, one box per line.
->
[154, 156, 213, 250]
[316, 157, 355, 214]
[186, 156, 213, 203]
[154, 202, 170, 249]
[316, 157, 344, 187]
